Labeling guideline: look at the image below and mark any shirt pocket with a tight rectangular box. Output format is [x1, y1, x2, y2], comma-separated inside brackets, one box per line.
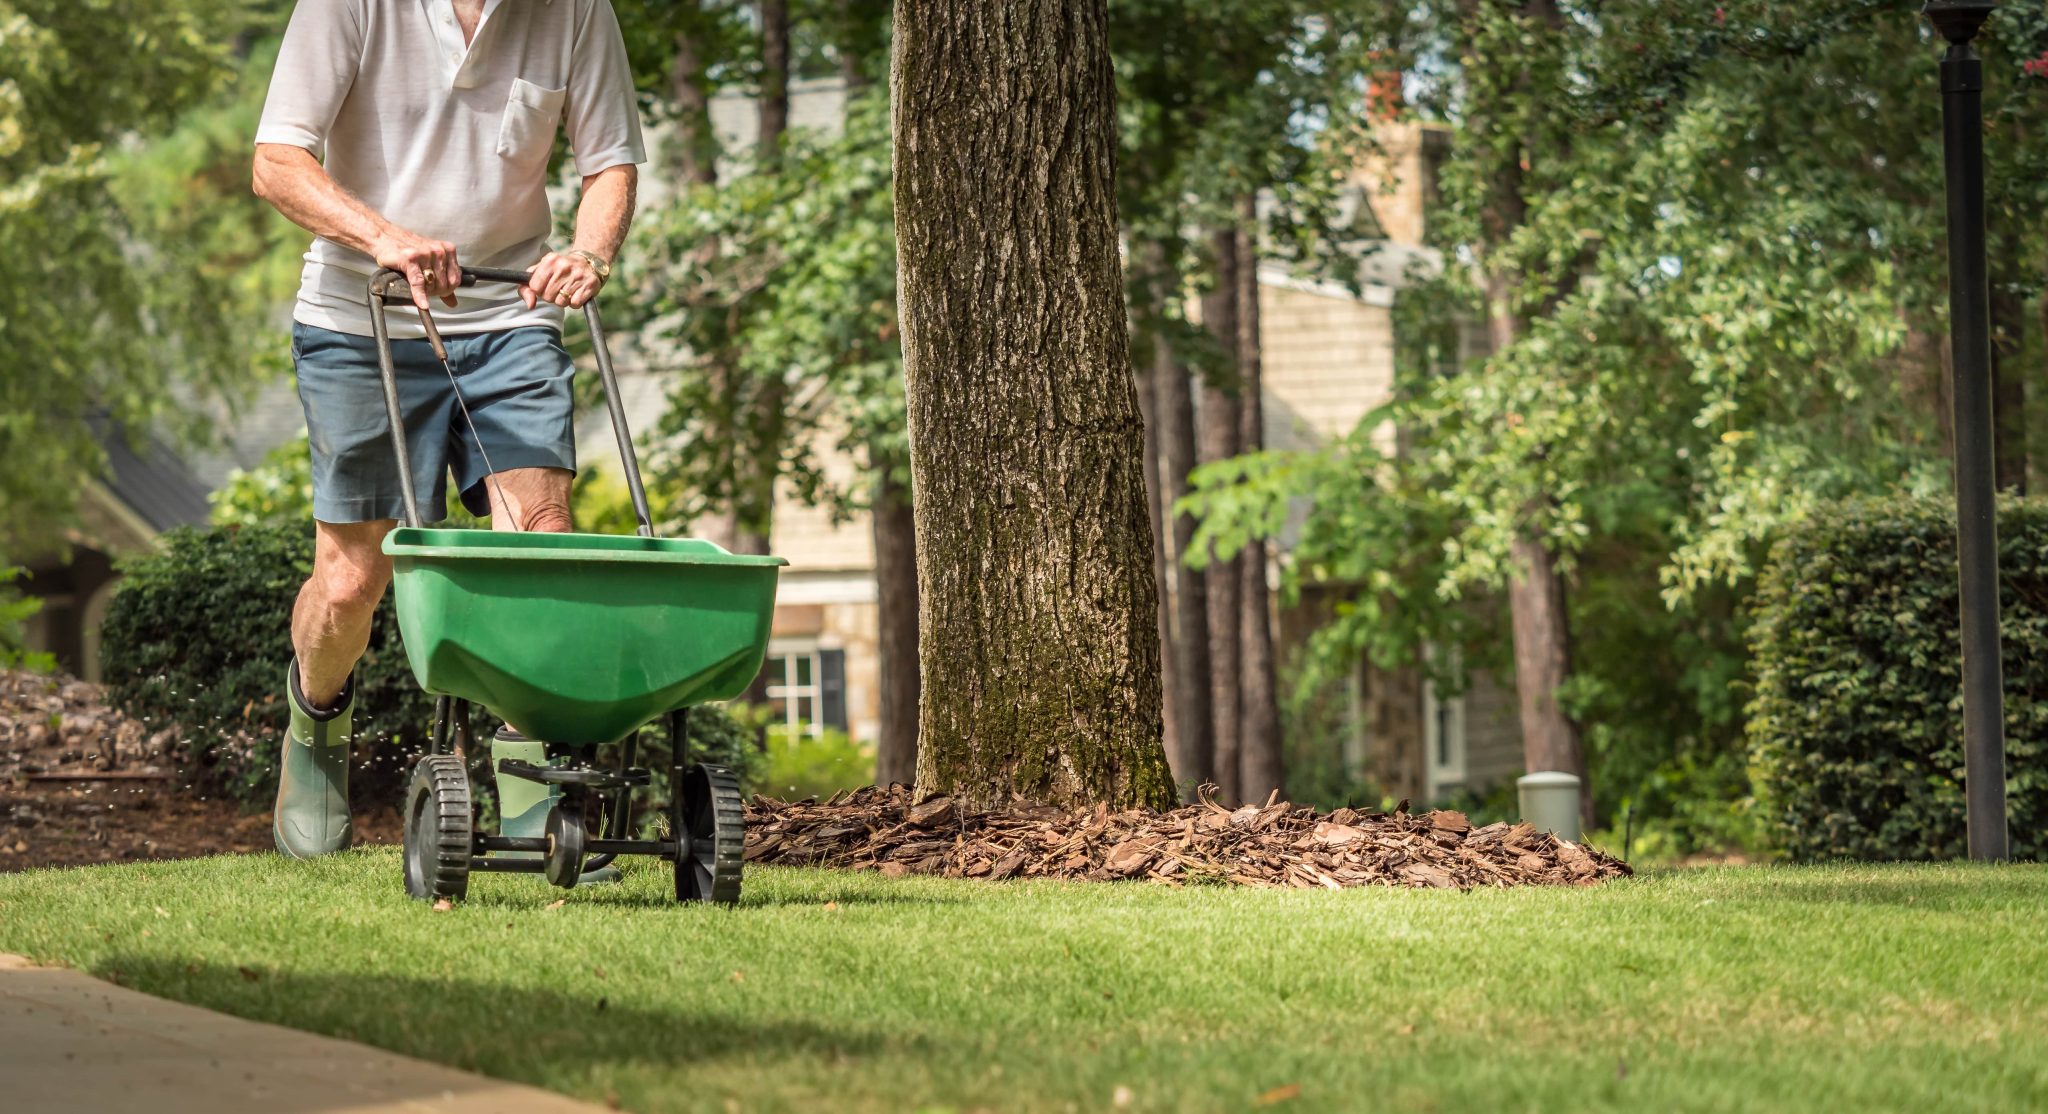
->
[495, 78, 566, 167]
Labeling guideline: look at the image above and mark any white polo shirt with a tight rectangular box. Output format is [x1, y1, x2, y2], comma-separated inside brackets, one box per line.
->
[255, 0, 645, 337]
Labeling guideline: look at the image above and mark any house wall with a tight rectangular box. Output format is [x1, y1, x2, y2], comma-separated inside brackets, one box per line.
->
[1254, 283, 1399, 454]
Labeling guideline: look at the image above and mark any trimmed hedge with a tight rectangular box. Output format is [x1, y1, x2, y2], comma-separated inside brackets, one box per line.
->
[100, 524, 759, 813]
[1748, 498, 2044, 861]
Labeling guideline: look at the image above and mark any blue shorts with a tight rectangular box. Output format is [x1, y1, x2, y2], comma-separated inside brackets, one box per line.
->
[292, 321, 577, 524]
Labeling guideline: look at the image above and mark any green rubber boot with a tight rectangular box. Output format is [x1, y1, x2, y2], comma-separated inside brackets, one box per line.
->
[494, 727, 620, 886]
[273, 662, 354, 858]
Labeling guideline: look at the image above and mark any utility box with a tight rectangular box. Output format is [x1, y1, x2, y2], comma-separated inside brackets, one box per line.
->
[1518, 771, 1582, 842]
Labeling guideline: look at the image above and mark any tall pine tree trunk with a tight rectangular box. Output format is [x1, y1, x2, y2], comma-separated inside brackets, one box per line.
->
[1158, 334, 1212, 798]
[670, 10, 719, 189]
[1135, 306, 1179, 766]
[1235, 210, 1283, 802]
[758, 0, 789, 162]
[872, 465, 920, 785]
[1471, 0, 1590, 826]
[893, 0, 1175, 810]
[1199, 227, 1242, 804]
[733, 0, 793, 557]
[670, 9, 740, 549]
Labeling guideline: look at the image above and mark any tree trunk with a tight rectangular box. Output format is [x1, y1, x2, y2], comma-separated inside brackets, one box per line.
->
[838, 0, 869, 89]
[1991, 265, 2026, 494]
[1471, 0, 1589, 826]
[872, 465, 920, 786]
[1135, 313, 1178, 767]
[670, 10, 719, 188]
[1157, 336, 1212, 798]
[1199, 227, 1242, 804]
[1507, 532, 1589, 826]
[732, 0, 792, 558]
[758, 0, 790, 164]
[672, 8, 740, 549]
[893, 0, 1175, 811]
[1903, 317, 1955, 464]
[1235, 212, 1284, 803]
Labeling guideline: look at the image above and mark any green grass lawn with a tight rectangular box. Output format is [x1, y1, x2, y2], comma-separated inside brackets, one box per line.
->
[1, 854, 2043, 1113]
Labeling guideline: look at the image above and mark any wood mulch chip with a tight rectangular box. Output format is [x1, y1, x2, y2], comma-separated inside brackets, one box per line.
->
[745, 784, 1631, 890]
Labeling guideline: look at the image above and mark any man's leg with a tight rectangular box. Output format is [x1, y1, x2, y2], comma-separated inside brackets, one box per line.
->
[293, 520, 398, 706]
[275, 520, 395, 858]
[483, 466, 574, 534]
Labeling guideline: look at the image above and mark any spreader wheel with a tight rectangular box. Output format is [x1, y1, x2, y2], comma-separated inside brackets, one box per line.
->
[543, 803, 588, 889]
[403, 754, 472, 902]
[675, 764, 743, 905]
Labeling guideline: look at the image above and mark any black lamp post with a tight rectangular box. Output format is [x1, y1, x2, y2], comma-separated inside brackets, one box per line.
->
[1924, 0, 2010, 862]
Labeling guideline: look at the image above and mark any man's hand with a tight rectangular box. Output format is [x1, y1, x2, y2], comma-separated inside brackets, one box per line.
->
[252, 145, 462, 311]
[521, 250, 606, 310]
[372, 230, 461, 311]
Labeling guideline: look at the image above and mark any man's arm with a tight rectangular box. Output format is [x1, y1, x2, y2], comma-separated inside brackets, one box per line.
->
[251, 144, 461, 310]
[521, 163, 638, 311]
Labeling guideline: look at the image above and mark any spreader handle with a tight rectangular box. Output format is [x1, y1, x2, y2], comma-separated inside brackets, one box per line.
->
[364, 268, 657, 537]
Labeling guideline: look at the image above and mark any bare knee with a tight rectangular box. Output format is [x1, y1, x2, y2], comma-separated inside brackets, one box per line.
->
[488, 467, 575, 533]
[522, 500, 573, 533]
[308, 521, 395, 618]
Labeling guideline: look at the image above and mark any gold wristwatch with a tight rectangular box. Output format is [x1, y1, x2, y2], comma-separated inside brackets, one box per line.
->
[565, 249, 612, 281]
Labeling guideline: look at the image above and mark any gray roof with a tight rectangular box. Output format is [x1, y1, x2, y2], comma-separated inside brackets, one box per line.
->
[93, 419, 213, 532]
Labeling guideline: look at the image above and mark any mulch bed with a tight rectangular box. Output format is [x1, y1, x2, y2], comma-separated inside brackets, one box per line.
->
[2, 670, 396, 871]
[9, 667, 1627, 887]
[745, 784, 1630, 890]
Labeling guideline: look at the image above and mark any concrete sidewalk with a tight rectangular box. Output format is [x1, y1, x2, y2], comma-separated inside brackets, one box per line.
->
[0, 954, 607, 1114]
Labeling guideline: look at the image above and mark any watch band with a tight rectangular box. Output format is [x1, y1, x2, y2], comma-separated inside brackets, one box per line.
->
[565, 249, 612, 280]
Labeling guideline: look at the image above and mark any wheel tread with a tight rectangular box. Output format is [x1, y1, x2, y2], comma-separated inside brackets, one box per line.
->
[405, 754, 472, 902]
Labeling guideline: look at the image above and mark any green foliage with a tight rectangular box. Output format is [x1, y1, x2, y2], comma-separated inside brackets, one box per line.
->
[210, 435, 315, 527]
[1181, 0, 2048, 846]
[1, 2, 288, 560]
[622, 88, 904, 531]
[0, 567, 55, 673]
[99, 524, 756, 810]
[759, 726, 876, 802]
[1748, 498, 2047, 862]
[99, 523, 428, 807]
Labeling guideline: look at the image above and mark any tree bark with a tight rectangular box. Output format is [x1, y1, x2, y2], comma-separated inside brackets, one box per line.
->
[872, 465, 920, 786]
[893, 0, 1175, 811]
[1235, 211, 1284, 803]
[1157, 335, 1212, 798]
[1199, 227, 1242, 804]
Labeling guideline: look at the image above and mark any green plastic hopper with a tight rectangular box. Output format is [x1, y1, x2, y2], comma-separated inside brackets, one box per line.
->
[383, 528, 786, 745]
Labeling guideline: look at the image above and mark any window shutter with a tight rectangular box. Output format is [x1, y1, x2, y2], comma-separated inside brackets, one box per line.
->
[819, 649, 847, 732]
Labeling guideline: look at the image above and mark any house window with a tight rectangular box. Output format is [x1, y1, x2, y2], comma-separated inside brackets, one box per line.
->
[763, 641, 847, 739]
[1422, 677, 1466, 801]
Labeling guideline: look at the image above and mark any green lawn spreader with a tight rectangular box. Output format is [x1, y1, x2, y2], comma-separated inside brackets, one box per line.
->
[366, 266, 784, 906]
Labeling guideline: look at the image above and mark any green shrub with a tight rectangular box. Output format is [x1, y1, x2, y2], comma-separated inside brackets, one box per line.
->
[1748, 498, 2046, 861]
[759, 725, 875, 802]
[100, 523, 758, 812]
[1, 566, 54, 673]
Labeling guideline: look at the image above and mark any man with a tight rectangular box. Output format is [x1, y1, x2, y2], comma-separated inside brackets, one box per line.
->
[252, 0, 643, 861]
